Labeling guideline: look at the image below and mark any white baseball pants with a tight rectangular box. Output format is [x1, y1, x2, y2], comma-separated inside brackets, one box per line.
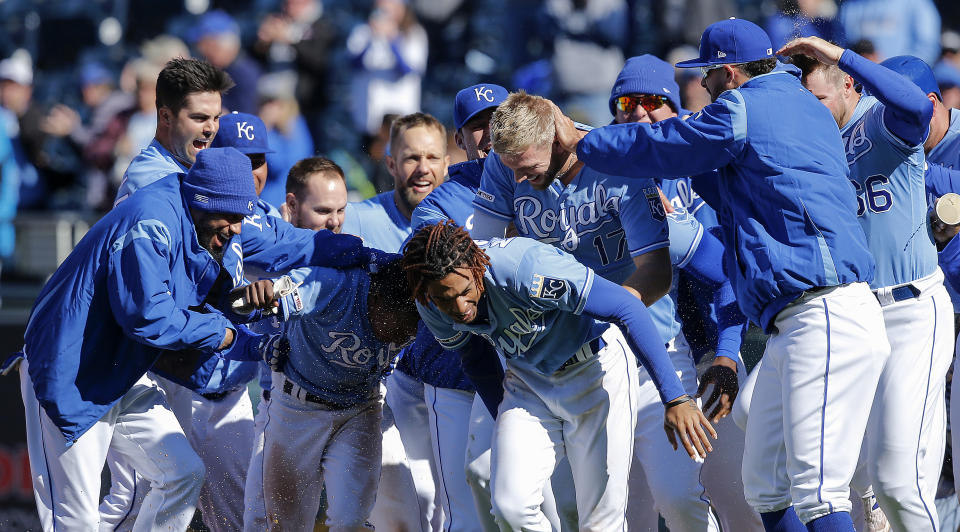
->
[20, 361, 204, 531]
[742, 282, 889, 524]
[262, 373, 381, 531]
[242, 390, 269, 532]
[490, 325, 639, 531]
[856, 271, 952, 531]
[628, 333, 720, 532]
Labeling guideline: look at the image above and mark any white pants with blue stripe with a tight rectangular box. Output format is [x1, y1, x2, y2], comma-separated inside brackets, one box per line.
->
[490, 325, 639, 531]
[20, 361, 204, 531]
[853, 271, 953, 531]
[742, 282, 889, 524]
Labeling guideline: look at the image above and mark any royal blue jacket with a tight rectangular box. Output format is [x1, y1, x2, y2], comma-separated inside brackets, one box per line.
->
[577, 70, 875, 331]
[24, 174, 235, 443]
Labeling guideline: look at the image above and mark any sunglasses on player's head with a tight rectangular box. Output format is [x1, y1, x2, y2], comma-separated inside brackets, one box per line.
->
[615, 94, 670, 113]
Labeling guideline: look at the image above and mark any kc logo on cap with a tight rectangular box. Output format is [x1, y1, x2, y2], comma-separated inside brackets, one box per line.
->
[474, 86, 496, 102]
[237, 121, 255, 140]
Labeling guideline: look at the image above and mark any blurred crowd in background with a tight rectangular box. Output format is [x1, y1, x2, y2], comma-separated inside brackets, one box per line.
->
[0, 0, 959, 275]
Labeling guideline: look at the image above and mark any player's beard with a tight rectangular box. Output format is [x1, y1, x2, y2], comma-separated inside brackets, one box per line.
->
[195, 224, 226, 264]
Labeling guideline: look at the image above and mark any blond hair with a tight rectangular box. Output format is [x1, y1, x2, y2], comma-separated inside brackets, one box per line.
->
[489, 91, 555, 157]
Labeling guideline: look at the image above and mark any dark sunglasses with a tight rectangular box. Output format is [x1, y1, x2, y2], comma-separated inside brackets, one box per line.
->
[615, 94, 670, 113]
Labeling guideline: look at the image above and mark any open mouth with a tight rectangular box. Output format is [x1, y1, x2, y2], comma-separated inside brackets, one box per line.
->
[409, 179, 432, 194]
[193, 138, 210, 151]
[211, 229, 231, 250]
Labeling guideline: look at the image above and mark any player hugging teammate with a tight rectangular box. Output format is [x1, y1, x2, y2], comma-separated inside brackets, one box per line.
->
[13, 15, 960, 532]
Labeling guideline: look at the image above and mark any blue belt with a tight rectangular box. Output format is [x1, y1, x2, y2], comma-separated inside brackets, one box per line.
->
[557, 337, 604, 373]
[874, 284, 921, 304]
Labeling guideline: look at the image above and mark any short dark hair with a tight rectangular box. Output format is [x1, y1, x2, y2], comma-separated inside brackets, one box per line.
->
[736, 58, 778, 79]
[156, 57, 234, 113]
[389, 112, 446, 157]
[285, 156, 346, 199]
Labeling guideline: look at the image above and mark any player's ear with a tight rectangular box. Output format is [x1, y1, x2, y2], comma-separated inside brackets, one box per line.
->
[454, 130, 465, 151]
[158, 106, 172, 126]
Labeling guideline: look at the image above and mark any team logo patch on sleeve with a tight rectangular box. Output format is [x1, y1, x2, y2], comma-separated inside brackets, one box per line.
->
[530, 273, 568, 300]
[644, 187, 667, 221]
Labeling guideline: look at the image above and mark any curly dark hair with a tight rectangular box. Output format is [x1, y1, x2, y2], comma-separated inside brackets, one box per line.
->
[156, 57, 234, 113]
[402, 221, 490, 304]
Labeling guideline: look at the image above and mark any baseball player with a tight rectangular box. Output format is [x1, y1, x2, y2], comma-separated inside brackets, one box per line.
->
[282, 156, 349, 232]
[246, 257, 419, 531]
[15, 147, 274, 530]
[406, 83, 512, 532]
[606, 54, 761, 532]
[553, 18, 889, 530]
[341, 112, 448, 531]
[242, 156, 351, 532]
[783, 38, 952, 531]
[404, 222, 715, 530]
[469, 90, 747, 532]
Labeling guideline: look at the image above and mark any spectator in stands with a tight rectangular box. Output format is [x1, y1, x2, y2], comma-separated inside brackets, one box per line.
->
[257, 72, 315, 208]
[346, 0, 428, 137]
[253, 0, 335, 143]
[193, 10, 262, 114]
[537, 0, 629, 124]
[839, 0, 941, 63]
[766, 0, 845, 49]
[0, 50, 39, 210]
[42, 62, 136, 210]
[112, 59, 162, 195]
[0, 50, 82, 210]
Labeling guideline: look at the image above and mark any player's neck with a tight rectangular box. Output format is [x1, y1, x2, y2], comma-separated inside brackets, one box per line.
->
[926, 104, 950, 153]
[556, 152, 584, 186]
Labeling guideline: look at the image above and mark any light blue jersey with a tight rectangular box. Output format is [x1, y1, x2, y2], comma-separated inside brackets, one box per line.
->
[928, 108, 960, 311]
[474, 151, 677, 342]
[114, 140, 187, 205]
[341, 191, 411, 252]
[278, 266, 407, 407]
[659, 177, 719, 228]
[928, 109, 960, 170]
[418, 238, 607, 375]
[841, 95, 937, 288]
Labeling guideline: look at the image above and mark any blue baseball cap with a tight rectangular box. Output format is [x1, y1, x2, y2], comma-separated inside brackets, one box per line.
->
[211, 112, 274, 154]
[454, 83, 508, 130]
[182, 147, 257, 216]
[191, 10, 239, 43]
[935, 61, 960, 91]
[881, 56, 941, 99]
[676, 18, 775, 69]
[609, 55, 682, 115]
[80, 62, 112, 87]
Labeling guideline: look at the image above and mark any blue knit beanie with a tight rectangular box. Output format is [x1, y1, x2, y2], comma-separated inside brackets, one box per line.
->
[181, 147, 257, 216]
[609, 55, 682, 116]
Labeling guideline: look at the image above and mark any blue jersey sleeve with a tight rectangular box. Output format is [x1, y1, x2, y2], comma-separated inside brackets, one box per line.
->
[838, 50, 932, 147]
[107, 220, 231, 352]
[473, 152, 518, 221]
[411, 199, 449, 231]
[577, 94, 747, 179]
[277, 267, 346, 320]
[514, 243, 596, 315]
[417, 301, 472, 351]
[242, 213, 368, 272]
[666, 209, 704, 268]
[619, 178, 671, 257]
[926, 162, 960, 198]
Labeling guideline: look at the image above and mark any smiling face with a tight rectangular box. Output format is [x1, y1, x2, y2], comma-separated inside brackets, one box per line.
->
[163, 91, 222, 166]
[426, 268, 483, 324]
[456, 107, 496, 160]
[191, 209, 244, 262]
[287, 172, 348, 232]
[499, 141, 567, 191]
[387, 125, 449, 215]
[801, 67, 856, 129]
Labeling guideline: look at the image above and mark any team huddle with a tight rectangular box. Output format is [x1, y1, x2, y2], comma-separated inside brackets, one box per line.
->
[12, 15, 960, 532]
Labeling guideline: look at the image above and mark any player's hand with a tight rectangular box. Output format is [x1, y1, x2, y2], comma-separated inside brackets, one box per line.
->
[777, 36, 844, 66]
[550, 102, 586, 153]
[230, 280, 279, 314]
[219, 328, 236, 350]
[931, 209, 960, 247]
[664, 396, 717, 459]
[658, 187, 675, 214]
[696, 357, 739, 422]
[261, 334, 290, 371]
